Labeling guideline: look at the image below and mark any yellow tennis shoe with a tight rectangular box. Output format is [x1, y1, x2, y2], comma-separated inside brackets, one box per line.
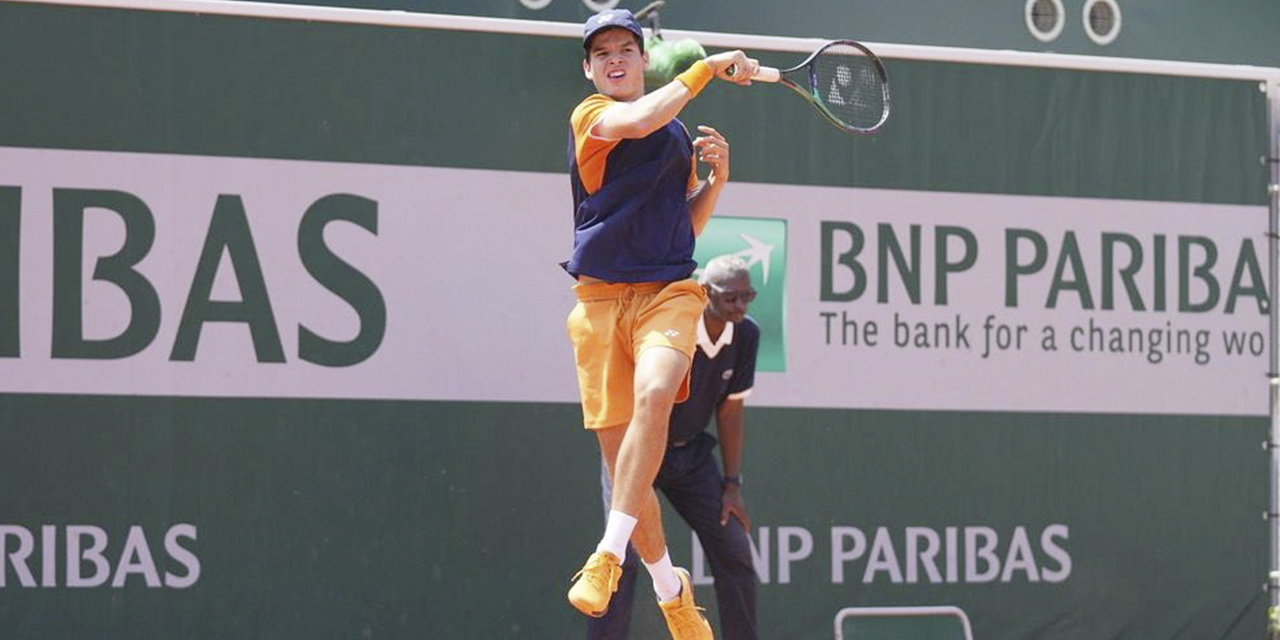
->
[658, 567, 713, 640]
[568, 551, 623, 617]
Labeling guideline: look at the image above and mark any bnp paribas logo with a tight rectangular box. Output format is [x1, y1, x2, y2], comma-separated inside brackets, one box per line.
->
[694, 217, 787, 372]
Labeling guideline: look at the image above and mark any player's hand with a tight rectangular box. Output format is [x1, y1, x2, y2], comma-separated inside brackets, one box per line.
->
[693, 125, 730, 183]
[720, 485, 751, 530]
[704, 50, 759, 85]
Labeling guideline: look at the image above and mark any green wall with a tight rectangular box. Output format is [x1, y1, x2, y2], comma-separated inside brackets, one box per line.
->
[0, 395, 1266, 638]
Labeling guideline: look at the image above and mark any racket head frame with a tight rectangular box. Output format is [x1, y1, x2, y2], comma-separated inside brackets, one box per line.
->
[777, 39, 892, 135]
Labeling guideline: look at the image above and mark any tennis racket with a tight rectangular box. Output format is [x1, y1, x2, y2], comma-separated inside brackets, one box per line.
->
[727, 40, 891, 135]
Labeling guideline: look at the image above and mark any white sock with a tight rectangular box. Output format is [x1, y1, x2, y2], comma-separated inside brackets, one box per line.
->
[596, 510, 638, 559]
[644, 549, 682, 602]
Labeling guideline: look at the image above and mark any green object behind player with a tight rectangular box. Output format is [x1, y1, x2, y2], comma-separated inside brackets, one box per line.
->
[645, 36, 707, 88]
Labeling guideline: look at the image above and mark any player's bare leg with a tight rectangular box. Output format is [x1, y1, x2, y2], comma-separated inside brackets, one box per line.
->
[611, 345, 688, 561]
[571, 346, 713, 638]
[570, 346, 687, 617]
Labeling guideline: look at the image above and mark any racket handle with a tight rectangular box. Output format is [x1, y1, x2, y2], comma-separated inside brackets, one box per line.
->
[725, 63, 781, 83]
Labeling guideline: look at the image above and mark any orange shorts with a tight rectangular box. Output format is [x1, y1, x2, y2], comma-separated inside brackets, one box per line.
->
[566, 279, 708, 430]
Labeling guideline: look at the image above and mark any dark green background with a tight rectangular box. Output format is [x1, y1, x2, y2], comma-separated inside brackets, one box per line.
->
[216, 0, 1280, 68]
[0, 395, 1267, 639]
[0, 3, 1268, 204]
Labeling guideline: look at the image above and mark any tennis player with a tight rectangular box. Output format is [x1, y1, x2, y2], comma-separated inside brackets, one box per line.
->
[589, 255, 762, 640]
[563, 8, 758, 640]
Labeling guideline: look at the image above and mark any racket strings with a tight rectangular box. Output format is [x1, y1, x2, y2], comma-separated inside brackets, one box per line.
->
[811, 46, 886, 131]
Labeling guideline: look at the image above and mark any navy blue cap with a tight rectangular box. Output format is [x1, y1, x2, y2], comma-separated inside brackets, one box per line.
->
[582, 9, 644, 51]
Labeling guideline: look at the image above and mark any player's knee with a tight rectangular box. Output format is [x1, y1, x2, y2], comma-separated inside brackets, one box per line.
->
[634, 376, 680, 409]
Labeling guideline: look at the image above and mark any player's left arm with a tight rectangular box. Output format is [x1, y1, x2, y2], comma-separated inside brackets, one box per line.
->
[688, 125, 730, 237]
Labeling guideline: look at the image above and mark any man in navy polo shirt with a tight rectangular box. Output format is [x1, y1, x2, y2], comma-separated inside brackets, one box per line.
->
[588, 255, 761, 640]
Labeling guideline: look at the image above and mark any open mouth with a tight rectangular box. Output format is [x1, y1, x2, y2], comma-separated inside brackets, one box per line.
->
[606, 69, 626, 80]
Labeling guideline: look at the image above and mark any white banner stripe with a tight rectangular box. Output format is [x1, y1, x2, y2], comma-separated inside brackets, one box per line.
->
[0, 147, 1267, 416]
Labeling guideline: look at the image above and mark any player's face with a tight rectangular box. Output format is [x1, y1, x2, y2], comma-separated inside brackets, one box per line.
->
[583, 29, 647, 101]
[705, 272, 754, 324]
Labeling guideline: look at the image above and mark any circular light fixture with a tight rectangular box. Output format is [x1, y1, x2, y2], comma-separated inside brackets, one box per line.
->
[1025, 0, 1065, 43]
[1083, 0, 1122, 45]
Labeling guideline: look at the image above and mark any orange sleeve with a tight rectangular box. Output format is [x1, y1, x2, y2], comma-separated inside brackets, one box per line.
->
[570, 94, 622, 194]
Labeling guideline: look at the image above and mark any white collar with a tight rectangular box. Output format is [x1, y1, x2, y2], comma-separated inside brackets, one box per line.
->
[697, 314, 734, 359]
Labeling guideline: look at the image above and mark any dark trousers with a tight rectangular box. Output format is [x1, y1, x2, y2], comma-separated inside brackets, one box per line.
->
[587, 432, 759, 640]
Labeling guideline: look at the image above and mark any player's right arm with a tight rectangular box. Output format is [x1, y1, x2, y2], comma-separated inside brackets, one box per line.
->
[591, 51, 759, 140]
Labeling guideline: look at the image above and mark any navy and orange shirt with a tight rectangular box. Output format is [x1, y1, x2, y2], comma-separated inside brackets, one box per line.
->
[564, 93, 700, 283]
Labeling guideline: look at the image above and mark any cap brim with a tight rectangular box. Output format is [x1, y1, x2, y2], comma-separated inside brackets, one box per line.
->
[583, 26, 644, 51]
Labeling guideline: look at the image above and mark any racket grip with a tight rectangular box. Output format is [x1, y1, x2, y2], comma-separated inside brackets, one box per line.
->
[725, 64, 781, 83]
[753, 66, 781, 82]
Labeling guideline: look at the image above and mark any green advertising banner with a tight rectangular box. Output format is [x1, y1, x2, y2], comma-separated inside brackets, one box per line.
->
[693, 217, 787, 372]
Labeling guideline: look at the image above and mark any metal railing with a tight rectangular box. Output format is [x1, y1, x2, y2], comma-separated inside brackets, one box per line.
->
[834, 605, 975, 640]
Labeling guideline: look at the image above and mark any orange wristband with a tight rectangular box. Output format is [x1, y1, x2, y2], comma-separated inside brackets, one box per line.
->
[675, 60, 714, 97]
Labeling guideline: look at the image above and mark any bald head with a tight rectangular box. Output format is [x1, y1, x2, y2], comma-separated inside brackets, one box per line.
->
[700, 255, 754, 324]
[699, 255, 749, 286]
